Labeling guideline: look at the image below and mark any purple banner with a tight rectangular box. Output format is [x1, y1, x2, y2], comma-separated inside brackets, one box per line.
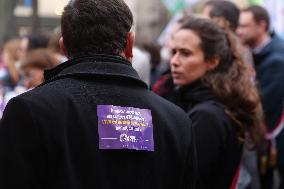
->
[97, 105, 154, 151]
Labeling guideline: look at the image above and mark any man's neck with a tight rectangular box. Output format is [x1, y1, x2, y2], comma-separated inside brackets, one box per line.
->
[252, 33, 271, 50]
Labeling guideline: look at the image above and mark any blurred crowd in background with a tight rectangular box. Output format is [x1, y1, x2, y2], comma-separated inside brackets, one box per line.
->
[0, 0, 283, 189]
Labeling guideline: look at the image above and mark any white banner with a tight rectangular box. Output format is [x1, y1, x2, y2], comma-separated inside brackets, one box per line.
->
[264, 0, 284, 38]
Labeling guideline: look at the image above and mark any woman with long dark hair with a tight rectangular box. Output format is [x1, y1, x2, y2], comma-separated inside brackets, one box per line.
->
[170, 17, 265, 188]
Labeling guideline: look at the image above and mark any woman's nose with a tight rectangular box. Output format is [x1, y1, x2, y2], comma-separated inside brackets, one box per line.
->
[170, 53, 179, 67]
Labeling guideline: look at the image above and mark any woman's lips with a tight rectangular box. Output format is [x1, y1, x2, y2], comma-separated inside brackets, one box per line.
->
[171, 71, 181, 78]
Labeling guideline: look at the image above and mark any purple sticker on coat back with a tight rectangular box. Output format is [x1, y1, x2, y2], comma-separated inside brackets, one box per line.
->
[97, 105, 154, 151]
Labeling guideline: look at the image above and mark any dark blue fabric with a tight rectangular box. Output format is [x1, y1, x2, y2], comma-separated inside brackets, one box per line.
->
[253, 35, 284, 169]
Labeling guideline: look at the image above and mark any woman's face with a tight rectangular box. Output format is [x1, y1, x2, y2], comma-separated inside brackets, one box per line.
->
[2, 49, 9, 66]
[170, 29, 209, 86]
[18, 38, 28, 61]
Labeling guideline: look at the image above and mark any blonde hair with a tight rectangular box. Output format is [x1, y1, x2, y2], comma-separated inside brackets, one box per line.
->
[3, 39, 20, 84]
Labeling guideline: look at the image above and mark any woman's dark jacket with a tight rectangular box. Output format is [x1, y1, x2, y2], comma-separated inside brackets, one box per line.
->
[172, 80, 242, 189]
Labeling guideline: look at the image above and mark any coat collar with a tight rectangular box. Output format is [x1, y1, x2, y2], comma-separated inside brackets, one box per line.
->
[41, 54, 147, 88]
[175, 80, 216, 111]
[252, 36, 284, 65]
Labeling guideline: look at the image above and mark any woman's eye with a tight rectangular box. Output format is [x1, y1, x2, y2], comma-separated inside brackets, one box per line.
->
[171, 49, 177, 55]
[180, 51, 190, 56]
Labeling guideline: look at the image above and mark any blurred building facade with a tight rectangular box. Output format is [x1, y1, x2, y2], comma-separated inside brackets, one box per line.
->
[0, 0, 170, 47]
[126, 0, 170, 43]
[0, 0, 18, 46]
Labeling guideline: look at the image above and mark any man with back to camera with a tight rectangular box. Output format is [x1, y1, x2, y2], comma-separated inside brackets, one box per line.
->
[237, 5, 284, 189]
[0, 0, 196, 188]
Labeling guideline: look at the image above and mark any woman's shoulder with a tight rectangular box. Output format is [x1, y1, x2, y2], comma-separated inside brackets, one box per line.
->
[188, 100, 226, 119]
[187, 100, 236, 134]
[188, 100, 239, 151]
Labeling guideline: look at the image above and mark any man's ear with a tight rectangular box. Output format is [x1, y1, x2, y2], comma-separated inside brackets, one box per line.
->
[59, 37, 69, 58]
[124, 32, 135, 62]
[206, 58, 220, 71]
[258, 20, 268, 32]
